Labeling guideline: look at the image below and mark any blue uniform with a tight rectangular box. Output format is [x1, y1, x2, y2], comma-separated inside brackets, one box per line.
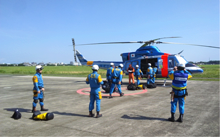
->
[109, 68, 123, 95]
[106, 67, 113, 83]
[152, 67, 157, 83]
[135, 68, 143, 85]
[86, 71, 103, 112]
[147, 67, 154, 85]
[32, 73, 44, 107]
[169, 70, 192, 114]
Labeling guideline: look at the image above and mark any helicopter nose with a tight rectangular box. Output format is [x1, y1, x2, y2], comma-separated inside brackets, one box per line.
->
[197, 68, 203, 73]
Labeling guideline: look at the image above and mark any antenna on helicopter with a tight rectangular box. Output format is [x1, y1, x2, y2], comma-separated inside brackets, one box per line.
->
[72, 38, 77, 63]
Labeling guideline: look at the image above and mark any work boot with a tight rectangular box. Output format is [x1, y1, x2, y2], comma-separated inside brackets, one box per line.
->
[96, 111, 102, 118]
[88, 111, 94, 117]
[168, 113, 175, 122]
[109, 95, 113, 99]
[32, 107, 36, 113]
[176, 114, 184, 122]
[120, 93, 124, 97]
[40, 106, 48, 111]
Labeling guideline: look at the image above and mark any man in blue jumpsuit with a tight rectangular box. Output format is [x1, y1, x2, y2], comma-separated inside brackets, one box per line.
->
[109, 64, 124, 98]
[86, 65, 104, 118]
[106, 63, 114, 85]
[147, 63, 154, 85]
[32, 65, 48, 112]
[152, 66, 157, 83]
[168, 63, 192, 122]
[135, 65, 143, 85]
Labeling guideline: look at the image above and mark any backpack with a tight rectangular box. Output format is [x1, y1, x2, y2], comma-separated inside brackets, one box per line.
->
[136, 84, 146, 90]
[102, 81, 110, 93]
[127, 83, 137, 90]
[33, 112, 54, 120]
[11, 109, 22, 120]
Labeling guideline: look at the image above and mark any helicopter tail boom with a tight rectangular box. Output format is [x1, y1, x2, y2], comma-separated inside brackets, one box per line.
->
[76, 50, 88, 65]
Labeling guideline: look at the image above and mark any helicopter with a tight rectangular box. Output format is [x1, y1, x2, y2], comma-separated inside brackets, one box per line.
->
[72, 37, 219, 78]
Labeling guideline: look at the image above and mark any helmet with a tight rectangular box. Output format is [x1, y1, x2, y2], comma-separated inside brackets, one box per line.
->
[148, 63, 151, 66]
[136, 65, 139, 68]
[110, 62, 114, 66]
[178, 63, 185, 68]
[36, 65, 43, 71]
[92, 65, 99, 70]
[119, 64, 123, 68]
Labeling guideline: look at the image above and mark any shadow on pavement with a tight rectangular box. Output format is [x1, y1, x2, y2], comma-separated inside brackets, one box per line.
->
[4, 108, 32, 113]
[51, 111, 88, 117]
[121, 114, 167, 121]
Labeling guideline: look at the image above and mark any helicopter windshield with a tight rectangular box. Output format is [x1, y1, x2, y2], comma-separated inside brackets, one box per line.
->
[175, 55, 187, 65]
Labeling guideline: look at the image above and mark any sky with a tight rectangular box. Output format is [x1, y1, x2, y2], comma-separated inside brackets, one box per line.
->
[0, 0, 219, 64]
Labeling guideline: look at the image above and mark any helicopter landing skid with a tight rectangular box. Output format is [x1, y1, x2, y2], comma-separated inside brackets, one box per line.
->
[162, 78, 168, 87]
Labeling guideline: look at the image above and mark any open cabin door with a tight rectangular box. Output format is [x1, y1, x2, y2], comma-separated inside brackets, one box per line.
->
[140, 58, 158, 75]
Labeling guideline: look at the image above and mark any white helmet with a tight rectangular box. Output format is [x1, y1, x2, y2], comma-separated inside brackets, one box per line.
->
[110, 62, 114, 66]
[36, 65, 43, 70]
[178, 63, 185, 68]
[92, 65, 99, 70]
[136, 65, 139, 68]
[148, 63, 151, 66]
[119, 64, 123, 68]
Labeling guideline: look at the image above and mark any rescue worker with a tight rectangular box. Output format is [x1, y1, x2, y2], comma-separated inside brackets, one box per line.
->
[135, 65, 143, 85]
[147, 63, 154, 85]
[106, 63, 114, 85]
[127, 64, 135, 84]
[170, 66, 178, 102]
[32, 65, 48, 112]
[109, 64, 124, 98]
[86, 65, 104, 118]
[152, 65, 158, 83]
[168, 64, 192, 122]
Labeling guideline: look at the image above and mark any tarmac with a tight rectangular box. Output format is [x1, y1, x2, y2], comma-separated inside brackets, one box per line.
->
[0, 75, 219, 136]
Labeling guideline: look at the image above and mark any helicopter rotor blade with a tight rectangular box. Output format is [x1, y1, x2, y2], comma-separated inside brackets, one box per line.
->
[153, 36, 181, 41]
[76, 37, 180, 46]
[76, 41, 144, 46]
[160, 42, 220, 49]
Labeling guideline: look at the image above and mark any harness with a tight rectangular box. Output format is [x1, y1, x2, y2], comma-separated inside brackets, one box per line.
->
[128, 67, 134, 73]
[173, 88, 188, 98]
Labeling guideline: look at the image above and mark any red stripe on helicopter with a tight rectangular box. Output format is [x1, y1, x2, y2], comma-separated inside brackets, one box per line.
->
[161, 53, 169, 77]
[128, 53, 130, 60]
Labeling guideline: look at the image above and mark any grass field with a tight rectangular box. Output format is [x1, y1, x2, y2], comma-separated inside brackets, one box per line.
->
[0, 65, 219, 81]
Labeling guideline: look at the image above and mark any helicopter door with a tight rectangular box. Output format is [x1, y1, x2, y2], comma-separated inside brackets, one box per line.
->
[141, 58, 158, 74]
[168, 57, 178, 69]
[168, 59, 174, 68]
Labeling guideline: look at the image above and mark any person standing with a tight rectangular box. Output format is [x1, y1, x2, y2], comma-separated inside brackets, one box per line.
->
[134, 65, 143, 85]
[86, 65, 103, 118]
[127, 64, 135, 84]
[168, 64, 192, 122]
[32, 65, 48, 112]
[147, 63, 154, 85]
[106, 63, 114, 85]
[109, 64, 124, 98]
[152, 66, 158, 83]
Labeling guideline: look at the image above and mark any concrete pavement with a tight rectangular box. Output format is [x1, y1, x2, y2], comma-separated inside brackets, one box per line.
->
[0, 75, 219, 136]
